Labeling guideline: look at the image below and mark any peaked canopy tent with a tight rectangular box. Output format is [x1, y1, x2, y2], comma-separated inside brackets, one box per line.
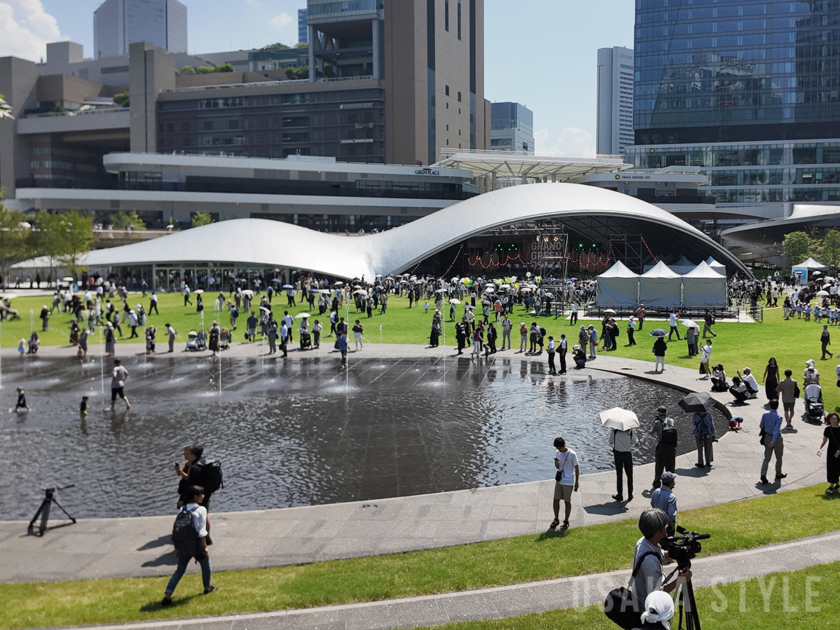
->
[792, 257, 828, 284]
[639, 261, 682, 307]
[670, 255, 696, 275]
[596, 261, 639, 307]
[682, 261, 727, 307]
[705, 257, 727, 276]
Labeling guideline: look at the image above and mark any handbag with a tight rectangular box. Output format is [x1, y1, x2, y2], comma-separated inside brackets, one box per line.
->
[604, 551, 658, 629]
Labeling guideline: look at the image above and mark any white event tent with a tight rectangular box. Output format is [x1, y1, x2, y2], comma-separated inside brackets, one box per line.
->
[596, 261, 639, 307]
[681, 261, 727, 307]
[706, 256, 727, 276]
[792, 257, 828, 284]
[639, 261, 682, 307]
[670, 256, 696, 275]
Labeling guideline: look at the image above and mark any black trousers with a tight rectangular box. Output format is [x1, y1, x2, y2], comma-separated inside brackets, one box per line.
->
[559, 351, 567, 373]
[548, 353, 556, 373]
[613, 450, 633, 497]
[627, 329, 635, 345]
[653, 444, 676, 488]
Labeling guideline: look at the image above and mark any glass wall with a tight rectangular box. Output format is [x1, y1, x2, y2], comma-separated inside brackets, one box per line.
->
[634, 0, 840, 143]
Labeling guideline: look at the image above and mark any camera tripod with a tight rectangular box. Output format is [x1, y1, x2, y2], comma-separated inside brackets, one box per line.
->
[667, 560, 701, 630]
[28, 485, 77, 537]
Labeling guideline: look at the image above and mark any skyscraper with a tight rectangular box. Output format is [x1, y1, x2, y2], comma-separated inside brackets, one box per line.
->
[298, 9, 308, 44]
[490, 102, 534, 153]
[628, 1, 840, 214]
[94, 0, 187, 59]
[596, 46, 634, 155]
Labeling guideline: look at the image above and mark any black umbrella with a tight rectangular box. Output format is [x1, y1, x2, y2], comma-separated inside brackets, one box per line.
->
[649, 329, 668, 338]
[678, 392, 715, 414]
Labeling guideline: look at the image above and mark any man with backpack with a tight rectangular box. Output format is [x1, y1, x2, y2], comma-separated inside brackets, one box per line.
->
[162, 485, 217, 606]
[650, 406, 677, 490]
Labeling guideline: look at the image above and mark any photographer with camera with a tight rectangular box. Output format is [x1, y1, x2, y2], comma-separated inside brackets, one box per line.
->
[605, 508, 692, 630]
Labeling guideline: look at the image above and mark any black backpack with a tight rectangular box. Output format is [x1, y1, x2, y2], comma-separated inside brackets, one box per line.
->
[540, 327, 547, 337]
[660, 418, 678, 446]
[171, 505, 200, 556]
[200, 459, 224, 494]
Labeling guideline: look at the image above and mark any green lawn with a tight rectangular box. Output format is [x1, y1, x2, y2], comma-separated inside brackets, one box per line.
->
[3, 292, 837, 410]
[1, 485, 837, 629]
[416, 561, 840, 630]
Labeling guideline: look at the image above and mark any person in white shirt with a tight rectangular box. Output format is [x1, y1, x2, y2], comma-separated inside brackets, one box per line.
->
[550, 437, 579, 531]
[738, 367, 759, 398]
[559, 334, 568, 374]
[501, 315, 512, 349]
[610, 427, 639, 502]
[699, 340, 713, 378]
[667, 311, 681, 341]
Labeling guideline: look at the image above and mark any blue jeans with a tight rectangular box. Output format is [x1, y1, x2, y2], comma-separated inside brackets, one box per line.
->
[165, 552, 211, 595]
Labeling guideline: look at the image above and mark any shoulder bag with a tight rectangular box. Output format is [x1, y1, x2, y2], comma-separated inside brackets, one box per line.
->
[604, 550, 658, 629]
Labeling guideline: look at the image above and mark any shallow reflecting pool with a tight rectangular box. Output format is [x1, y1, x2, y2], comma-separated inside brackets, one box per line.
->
[0, 355, 726, 519]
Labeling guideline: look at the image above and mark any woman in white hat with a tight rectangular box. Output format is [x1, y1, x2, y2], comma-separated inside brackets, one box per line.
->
[804, 360, 820, 387]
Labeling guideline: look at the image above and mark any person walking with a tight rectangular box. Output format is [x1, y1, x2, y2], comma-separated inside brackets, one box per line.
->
[759, 399, 786, 484]
[699, 339, 713, 378]
[501, 315, 512, 350]
[550, 437, 579, 531]
[267, 317, 278, 354]
[338, 331, 348, 369]
[650, 406, 677, 489]
[588, 324, 598, 360]
[763, 357, 780, 402]
[569, 301, 578, 325]
[149, 291, 159, 315]
[692, 408, 715, 468]
[821, 324, 833, 360]
[776, 369, 799, 430]
[160, 485, 217, 607]
[634, 303, 646, 331]
[183, 285, 192, 307]
[667, 311, 681, 341]
[610, 426, 638, 502]
[653, 336, 667, 372]
[110, 359, 130, 411]
[685, 322, 696, 357]
[817, 411, 840, 494]
[627, 316, 637, 346]
[702, 309, 717, 338]
[352, 319, 364, 351]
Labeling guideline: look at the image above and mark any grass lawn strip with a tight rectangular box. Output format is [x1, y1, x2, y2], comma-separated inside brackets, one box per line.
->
[1, 485, 837, 629]
[414, 561, 840, 630]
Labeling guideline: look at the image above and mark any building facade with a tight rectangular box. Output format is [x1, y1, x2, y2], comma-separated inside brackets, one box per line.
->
[490, 102, 534, 153]
[298, 9, 308, 44]
[632, 0, 840, 221]
[596, 46, 634, 155]
[94, 0, 188, 59]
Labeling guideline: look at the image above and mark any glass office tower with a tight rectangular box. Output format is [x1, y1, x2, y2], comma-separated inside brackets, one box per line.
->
[631, 0, 840, 213]
[634, 0, 840, 145]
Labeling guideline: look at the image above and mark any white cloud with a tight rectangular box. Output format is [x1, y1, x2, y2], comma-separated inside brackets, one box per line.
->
[269, 12, 294, 29]
[0, 0, 65, 62]
[535, 127, 596, 158]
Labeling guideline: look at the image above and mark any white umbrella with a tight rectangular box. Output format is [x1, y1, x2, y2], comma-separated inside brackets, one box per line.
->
[464, 304, 476, 310]
[449, 298, 461, 304]
[353, 284, 362, 289]
[681, 319, 699, 328]
[194, 289, 204, 294]
[259, 306, 271, 313]
[354, 290, 368, 296]
[319, 289, 331, 294]
[435, 288, 447, 293]
[295, 312, 311, 319]
[499, 284, 511, 289]
[241, 289, 254, 297]
[282, 284, 294, 289]
[62, 277, 75, 282]
[817, 290, 830, 297]
[485, 287, 495, 293]
[334, 281, 345, 286]
[603, 308, 617, 315]
[599, 407, 640, 431]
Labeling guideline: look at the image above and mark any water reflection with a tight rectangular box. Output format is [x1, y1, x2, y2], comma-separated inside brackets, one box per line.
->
[0, 356, 726, 519]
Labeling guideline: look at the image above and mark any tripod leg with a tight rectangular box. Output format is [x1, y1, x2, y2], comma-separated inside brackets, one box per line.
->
[39, 499, 52, 536]
[28, 499, 47, 533]
[51, 498, 77, 524]
[684, 581, 701, 630]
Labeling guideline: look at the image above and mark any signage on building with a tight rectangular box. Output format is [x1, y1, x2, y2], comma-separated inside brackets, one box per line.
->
[340, 138, 374, 144]
[415, 168, 441, 175]
[340, 103, 374, 109]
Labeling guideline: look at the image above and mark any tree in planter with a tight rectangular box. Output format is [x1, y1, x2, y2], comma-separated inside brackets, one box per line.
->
[0, 204, 31, 287]
[113, 92, 130, 107]
[821, 229, 840, 275]
[783, 231, 811, 268]
[109, 211, 146, 231]
[179, 65, 196, 75]
[56, 211, 96, 277]
[191, 212, 214, 228]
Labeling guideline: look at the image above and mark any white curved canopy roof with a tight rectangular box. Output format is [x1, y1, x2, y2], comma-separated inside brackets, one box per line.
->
[77, 183, 749, 279]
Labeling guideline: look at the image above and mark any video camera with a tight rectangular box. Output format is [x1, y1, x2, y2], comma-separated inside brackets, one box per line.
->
[666, 526, 710, 569]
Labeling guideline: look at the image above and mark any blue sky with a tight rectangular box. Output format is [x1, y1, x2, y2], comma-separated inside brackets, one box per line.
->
[1, 0, 634, 156]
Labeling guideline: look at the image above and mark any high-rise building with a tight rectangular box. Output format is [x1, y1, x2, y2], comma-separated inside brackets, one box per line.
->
[630, 1, 840, 216]
[490, 102, 534, 153]
[94, 0, 187, 59]
[596, 46, 634, 156]
[298, 9, 308, 44]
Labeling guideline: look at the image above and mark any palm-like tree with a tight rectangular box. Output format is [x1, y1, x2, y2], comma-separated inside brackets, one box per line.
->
[0, 94, 14, 120]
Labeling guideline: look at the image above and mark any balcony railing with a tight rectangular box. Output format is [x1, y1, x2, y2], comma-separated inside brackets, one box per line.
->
[24, 107, 129, 119]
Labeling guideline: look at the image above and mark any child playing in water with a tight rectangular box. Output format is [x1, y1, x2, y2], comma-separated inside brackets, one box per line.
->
[17, 338, 27, 357]
[15, 386, 31, 412]
[80, 396, 88, 418]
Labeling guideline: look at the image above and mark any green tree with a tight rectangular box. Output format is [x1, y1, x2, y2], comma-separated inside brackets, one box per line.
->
[179, 65, 196, 75]
[263, 42, 291, 51]
[783, 231, 811, 268]
[0, 93, 14, 120]
[30, 210, 67, 279]
[191, 212, 214, 228]
[113, 92, 130, 107]
[56, 211, 96, 277]
[295, 42, 308, 49]
[216, 63, 235, 73]
[821, 229, 840, 274]
[0, 204, 31, 285]
[196, 66, 215, 74]
[108, 210, 146, 231]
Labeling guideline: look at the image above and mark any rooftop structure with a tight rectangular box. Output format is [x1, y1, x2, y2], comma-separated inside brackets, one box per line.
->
[491, 102, 534, 154]
[94, 0, 187, 59]
[596, 46, 634, 156]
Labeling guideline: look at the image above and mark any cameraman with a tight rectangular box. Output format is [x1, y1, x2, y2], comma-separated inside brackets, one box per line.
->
[631, 509, 691, 622]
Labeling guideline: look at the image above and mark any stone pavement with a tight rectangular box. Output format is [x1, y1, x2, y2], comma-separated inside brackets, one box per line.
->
[0, 344, 828, 585]
[36, 532, 840, 630]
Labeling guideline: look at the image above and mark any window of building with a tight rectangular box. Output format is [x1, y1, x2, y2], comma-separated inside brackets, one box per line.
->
[457, 0, 461, 40]
[458, 91, 462, 102]
[445, 0, 449, 31]
[445, 85, 450, 96]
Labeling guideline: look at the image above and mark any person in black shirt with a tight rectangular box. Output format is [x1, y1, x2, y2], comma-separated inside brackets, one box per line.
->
[15, 386, 31, 412]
